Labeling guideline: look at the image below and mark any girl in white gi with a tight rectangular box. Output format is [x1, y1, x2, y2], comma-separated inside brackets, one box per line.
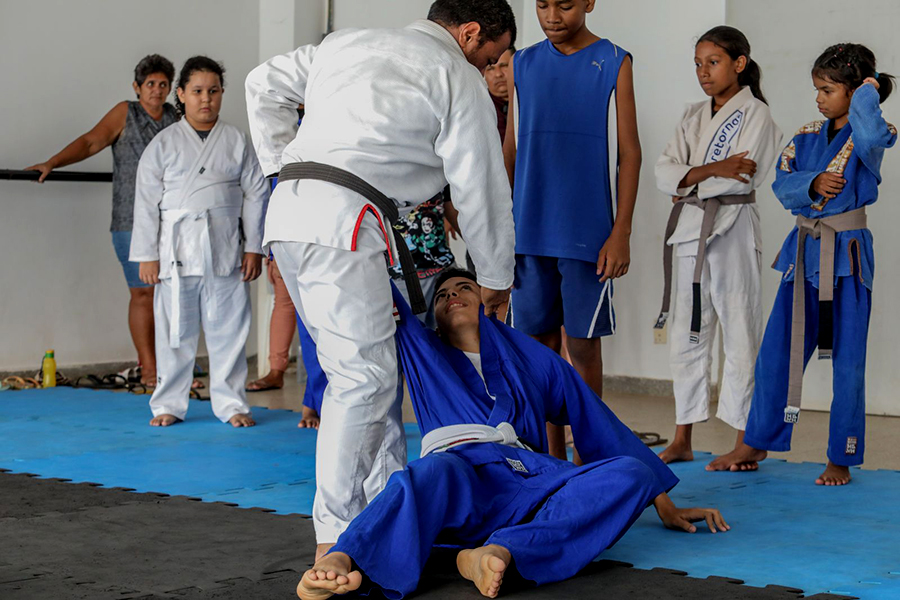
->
[654, 27, 782, 466]
[131, 56, 268, 427]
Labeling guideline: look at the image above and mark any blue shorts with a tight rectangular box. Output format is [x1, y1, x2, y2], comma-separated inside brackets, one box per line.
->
[111, 231, 150, 289]
[510, 255, 615, 339]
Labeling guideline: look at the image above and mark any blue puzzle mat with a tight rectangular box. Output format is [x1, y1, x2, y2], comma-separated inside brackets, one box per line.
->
[2, 388, 897, 599]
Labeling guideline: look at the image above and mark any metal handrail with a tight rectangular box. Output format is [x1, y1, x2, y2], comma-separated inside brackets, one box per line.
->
[0, 169, 112, 183]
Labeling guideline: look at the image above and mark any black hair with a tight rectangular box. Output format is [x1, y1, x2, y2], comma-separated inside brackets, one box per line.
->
[813, 43, 894, 103]
[134, 54, 175, 87]
[434, 268, 478, 302]
[174, 56, 226, 116]
[427, 0, 517, 47]
[697, 26, 767, 104]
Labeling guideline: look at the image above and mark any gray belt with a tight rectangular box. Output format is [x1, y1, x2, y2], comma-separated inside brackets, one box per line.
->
[783, 207, 867, 423]
[278, 162, 426, 314]
[655, 191, 756, 342]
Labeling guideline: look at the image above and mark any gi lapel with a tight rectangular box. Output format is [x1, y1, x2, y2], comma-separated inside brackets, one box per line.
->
[697, 86, 753, 166]
[177, 119, 224, 204]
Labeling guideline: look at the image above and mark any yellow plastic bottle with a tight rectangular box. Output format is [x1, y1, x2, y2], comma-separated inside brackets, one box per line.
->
[42, 350, 56, 388]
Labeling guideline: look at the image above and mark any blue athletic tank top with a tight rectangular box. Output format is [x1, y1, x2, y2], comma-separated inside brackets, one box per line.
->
[513, 38, 630, 262]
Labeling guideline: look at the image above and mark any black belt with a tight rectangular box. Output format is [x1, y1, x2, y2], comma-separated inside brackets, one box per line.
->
[277, 162, 427, 314]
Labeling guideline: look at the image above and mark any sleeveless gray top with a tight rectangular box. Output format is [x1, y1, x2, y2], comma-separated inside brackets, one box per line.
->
[110, 101, 177, 231]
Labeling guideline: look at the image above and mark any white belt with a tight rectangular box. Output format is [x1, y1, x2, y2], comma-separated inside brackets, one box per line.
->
[160, 206, 241, 348]
[420, 422, 524, 458]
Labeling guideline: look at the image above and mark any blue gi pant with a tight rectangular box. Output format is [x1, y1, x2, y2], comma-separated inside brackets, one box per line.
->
[745, 275, 871, 466]
[332, 444, 664, 598]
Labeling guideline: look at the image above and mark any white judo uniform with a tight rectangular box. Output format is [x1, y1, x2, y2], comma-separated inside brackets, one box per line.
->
[245, 20, 515, 543]
[656, 86, 782, 429]
[130, 119, 268, 423]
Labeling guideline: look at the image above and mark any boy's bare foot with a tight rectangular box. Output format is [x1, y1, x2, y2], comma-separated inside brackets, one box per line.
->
[296, 551, 362, 600]
[706, 443, 767, 471]
[298, 406, 321, 429]
[229, 413, 256, 428]
[141, 371, 157, 387]
[150, 414, 181, 427]
[316, 543, 335, 563]
[659, 442, 694, 464]
[816, 461, 851, 486]
[246, 369, 285, 392]
[456, 545, 511, 598]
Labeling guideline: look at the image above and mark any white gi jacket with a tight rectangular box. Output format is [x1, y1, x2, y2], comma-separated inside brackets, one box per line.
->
[130, 119, 268, 347]
[245, 19, 515, 290]
[656, 86, 782, 255]
[130, 119, 267, 276]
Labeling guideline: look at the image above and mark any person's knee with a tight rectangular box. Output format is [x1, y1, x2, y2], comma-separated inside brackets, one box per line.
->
[130, 287, 154, 304]
[565, 336, 601, 366]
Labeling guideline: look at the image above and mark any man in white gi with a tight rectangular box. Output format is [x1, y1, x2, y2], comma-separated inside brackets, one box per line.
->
[245, 0, 517, 556]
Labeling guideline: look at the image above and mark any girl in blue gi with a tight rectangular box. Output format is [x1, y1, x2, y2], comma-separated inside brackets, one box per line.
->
[710, 45, 896, 485]
[296, 270, 728, 600]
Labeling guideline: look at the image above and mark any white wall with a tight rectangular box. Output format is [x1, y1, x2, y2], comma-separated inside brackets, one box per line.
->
[728, 0, 900, 415]
[0, 0, 260, 370]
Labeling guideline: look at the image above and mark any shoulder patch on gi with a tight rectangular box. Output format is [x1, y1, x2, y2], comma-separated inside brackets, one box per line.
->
[796, 121, 825, 136]
[779, 140, 797, 172]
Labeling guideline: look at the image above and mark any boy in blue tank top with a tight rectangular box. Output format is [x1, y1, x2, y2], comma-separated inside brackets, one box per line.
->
[503, 0, 642, 460]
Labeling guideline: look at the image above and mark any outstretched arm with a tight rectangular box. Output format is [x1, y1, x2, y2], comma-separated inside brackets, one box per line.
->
[26, 102, 128, 182]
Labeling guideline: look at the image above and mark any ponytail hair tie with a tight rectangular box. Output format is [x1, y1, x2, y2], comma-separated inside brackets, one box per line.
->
[875, 71, 881, 79]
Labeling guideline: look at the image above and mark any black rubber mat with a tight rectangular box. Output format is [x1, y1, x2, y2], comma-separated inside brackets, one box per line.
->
[0, 472, 854, 599]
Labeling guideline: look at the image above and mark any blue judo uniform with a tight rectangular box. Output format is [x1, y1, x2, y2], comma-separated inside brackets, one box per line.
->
[746, 84, 896, 466]
[329, 286, 678, 598]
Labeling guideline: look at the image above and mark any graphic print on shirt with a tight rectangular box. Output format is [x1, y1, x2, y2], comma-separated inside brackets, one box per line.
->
[389, 195, 454, 279]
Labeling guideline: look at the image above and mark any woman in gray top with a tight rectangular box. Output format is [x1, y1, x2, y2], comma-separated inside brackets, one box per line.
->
[27, 54, 178, 387]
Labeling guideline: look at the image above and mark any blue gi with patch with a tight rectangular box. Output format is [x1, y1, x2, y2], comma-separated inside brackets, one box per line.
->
[330, 285, 678, 598]
[745, 84, 896, 466]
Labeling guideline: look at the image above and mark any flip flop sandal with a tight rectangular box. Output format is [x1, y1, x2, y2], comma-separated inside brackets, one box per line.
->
[3, 376, 38, 390]
[245, 381, 283, 393]
[74, 374, 128, 390]
[189, 389, 209, 401]
[118, 365, 143, 384]
[634, 431, 667, 447]
[127, 382, 155, 395]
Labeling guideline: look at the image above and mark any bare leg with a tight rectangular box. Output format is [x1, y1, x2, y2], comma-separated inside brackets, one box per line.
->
[456, 545, 511, 599]
[229, 413, 256, 428]
[298, 406, 321, 429]
[659, 424, 694, 464]
[816, 461, 851, 486]
[129, 288, 156, 385]
[316, 543, 335, 563]
[533, 330, 567, 460]
[296, 551, 363, 600]
[706, 441, 767, 472]
[150, 414, 181, 427]
[706, 430, 758, 471]
[246, 369, 286, 391]
[564, 335, 603, 465]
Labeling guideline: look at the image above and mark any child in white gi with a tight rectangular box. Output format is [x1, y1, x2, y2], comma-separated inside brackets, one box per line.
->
[654, 27, 782, 465]
[131, 56, 267, 427]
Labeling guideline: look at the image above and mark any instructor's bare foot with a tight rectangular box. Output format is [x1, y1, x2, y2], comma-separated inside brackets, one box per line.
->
[816, 461, 851, 486]
[298, 406, 321, 429]
[150, 414, 181, 427]
[457, 545, 511, 598]
[659, 442, 694, 464]
[316, 543, 335, 563]
[296, 551, 362, 600]
[246, 369, 285, 392]
[229, 413, 256, 428]
[706, 443, 767, 472]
